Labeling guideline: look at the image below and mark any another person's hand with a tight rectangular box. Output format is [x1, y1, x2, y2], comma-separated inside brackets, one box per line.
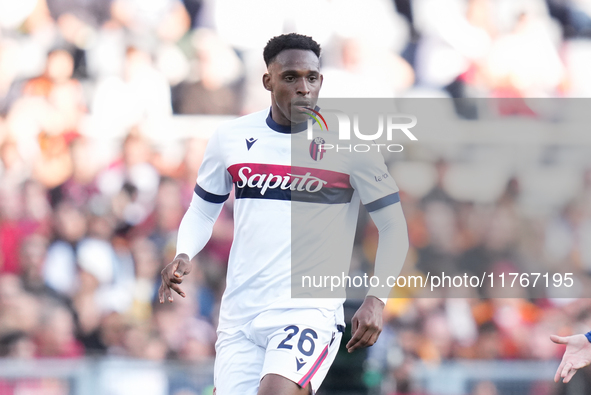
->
[551, 333, 591, 383]
[346, 296, 385, 353]
[158, 254, 192, 303]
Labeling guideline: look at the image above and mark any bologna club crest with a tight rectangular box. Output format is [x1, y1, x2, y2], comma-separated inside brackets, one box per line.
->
[309, 137, 326, 161]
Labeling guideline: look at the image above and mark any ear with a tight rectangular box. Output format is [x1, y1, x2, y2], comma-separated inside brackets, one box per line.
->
[319, 73, 324, 89]
[262, 73, 272, 92]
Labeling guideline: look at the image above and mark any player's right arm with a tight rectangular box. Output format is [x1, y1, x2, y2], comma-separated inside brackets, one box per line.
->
[159, 192, 225, 302]
[159, 131, 232, 303]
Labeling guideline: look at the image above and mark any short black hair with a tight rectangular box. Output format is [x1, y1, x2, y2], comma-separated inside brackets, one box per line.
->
[263, 33, 321, 67]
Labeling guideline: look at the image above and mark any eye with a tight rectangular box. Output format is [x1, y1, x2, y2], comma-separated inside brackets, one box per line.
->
[284, 75, 295, 82]
[309, 76, 317, 82]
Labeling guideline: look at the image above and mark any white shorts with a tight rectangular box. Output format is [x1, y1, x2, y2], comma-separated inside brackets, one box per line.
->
[213, 308, 344, 395]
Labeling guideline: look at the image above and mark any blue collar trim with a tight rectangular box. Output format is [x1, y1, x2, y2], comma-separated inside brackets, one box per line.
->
[265, 107, 317, 134]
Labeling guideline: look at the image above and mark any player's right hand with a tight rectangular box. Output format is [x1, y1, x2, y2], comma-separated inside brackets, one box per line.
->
[159, 253, 192, 303]
[551, 334, 591, 383]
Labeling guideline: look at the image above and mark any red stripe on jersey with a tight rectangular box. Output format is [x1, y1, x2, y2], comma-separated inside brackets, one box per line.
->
[227, 163, 352, 189]
[298, 345, 329, 388]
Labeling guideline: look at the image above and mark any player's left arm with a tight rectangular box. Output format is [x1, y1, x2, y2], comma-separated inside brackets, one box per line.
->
[347, 202, 409, 352]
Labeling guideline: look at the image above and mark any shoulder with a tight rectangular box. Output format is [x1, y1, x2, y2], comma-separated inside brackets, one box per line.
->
[215, 108, 269, 138]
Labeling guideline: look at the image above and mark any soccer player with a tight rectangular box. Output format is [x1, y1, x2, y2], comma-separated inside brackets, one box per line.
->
[551, 333, 591, 383]
[159, 33, 409, 395]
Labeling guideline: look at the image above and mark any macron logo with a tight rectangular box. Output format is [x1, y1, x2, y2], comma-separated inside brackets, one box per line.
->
[246, 138, 258, 150]
[296, 357, 306, 371]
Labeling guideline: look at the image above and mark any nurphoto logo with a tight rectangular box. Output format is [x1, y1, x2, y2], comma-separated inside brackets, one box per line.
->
[305, 109, 418, 153]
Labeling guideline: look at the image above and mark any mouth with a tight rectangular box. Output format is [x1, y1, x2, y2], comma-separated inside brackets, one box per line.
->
[292, 102, 313, 113]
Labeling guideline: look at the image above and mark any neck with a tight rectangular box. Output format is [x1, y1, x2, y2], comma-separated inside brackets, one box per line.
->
[270, 102, 291, 126]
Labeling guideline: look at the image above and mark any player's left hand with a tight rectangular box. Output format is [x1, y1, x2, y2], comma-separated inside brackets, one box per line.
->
[346, 296, 385, 353]
[551, 334, 591, 383]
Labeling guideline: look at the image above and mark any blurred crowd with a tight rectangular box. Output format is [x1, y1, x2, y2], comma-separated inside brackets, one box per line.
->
[360, 165, 591, 394]
[2, 0, 591, 394]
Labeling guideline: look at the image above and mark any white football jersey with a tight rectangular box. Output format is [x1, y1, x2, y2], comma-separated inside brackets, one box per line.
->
[195, 108, 400, 329]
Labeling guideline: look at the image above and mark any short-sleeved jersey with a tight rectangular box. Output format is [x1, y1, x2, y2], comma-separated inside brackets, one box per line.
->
[196, 108, 400, 330]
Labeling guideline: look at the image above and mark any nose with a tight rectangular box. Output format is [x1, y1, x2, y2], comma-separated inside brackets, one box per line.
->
[295, 78, 310, 96]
